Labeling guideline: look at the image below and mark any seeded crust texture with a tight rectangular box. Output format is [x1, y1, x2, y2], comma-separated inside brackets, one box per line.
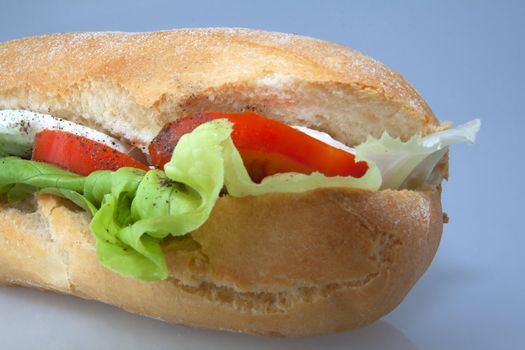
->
[0, 29, 444, 336]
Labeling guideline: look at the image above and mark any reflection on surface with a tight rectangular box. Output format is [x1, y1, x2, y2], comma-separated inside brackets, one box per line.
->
[0, 287, 418, 350]
[151, 319, 419, 350]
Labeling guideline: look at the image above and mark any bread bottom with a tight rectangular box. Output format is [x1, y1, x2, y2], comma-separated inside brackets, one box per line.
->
[0, 189, 442, 337]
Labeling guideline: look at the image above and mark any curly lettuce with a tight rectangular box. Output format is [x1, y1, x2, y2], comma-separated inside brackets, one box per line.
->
[0, 120, 380, 280]
[356, 119, 480, 189]
[0, 118, 479, 280]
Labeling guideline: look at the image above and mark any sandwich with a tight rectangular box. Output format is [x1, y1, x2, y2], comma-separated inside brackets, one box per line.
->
[0, 28, 479, 337]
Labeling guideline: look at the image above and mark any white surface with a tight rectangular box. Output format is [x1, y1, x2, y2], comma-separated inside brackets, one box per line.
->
[0, 288, 417, 350]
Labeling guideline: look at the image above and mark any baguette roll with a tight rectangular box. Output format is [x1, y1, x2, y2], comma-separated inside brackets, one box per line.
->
[0, 29, 445, 336]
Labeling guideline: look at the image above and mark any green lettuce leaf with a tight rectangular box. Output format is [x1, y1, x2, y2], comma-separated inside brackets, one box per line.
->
[85, 121, 233, 280]
[0, 118, 479, 281]
[222, 136, 381, 196]
[355, 119, 480, 189]
[0, 157, 85, 193]
[40, 187, 98, 215]
[6, 183, 37, 202]
[0, 120, 381, 281]
[0, 130, 33, 158]
[81, 119, 381, 280]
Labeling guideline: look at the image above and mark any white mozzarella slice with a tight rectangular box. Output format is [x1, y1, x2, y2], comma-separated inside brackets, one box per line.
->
[0, 109, 129, 158]
[292, 125, 355, 154]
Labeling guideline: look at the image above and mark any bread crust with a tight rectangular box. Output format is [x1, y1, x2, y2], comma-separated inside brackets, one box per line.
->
[0, 29, 445, 336]
[0, 189, 442, 337]
[0, 29, 439, 147]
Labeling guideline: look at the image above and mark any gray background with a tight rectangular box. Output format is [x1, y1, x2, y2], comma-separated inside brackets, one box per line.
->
[0, 0, 523, 349]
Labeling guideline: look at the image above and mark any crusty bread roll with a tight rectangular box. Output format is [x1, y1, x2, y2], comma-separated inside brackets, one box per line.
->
[0, 29, 445, 337]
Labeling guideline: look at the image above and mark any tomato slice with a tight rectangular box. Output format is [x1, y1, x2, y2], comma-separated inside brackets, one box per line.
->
[149, 113, 212, 169]
[149, 112, 368, 183]
[33, 130, 149, 175]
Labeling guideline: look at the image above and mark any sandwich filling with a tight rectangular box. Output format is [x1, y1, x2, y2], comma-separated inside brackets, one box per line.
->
[0, 109, 479, 280]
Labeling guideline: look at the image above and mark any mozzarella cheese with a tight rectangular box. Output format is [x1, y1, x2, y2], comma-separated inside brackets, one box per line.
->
[0, 109, 354, 162]
[0, 110, 130, 158]
[292, 125, 355, 154]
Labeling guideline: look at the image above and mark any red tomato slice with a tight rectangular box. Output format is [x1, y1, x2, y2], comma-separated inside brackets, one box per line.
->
[149, 112, 368, 183]
[149, 113, 212, 169]
[33, 130, 149, 176]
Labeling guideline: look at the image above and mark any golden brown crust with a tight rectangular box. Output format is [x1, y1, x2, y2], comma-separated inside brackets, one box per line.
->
[0, 190, 442, 337]
[0, 29, 445, 336]
[0, 29, 439, 147]
[0, 29, 434, 116]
